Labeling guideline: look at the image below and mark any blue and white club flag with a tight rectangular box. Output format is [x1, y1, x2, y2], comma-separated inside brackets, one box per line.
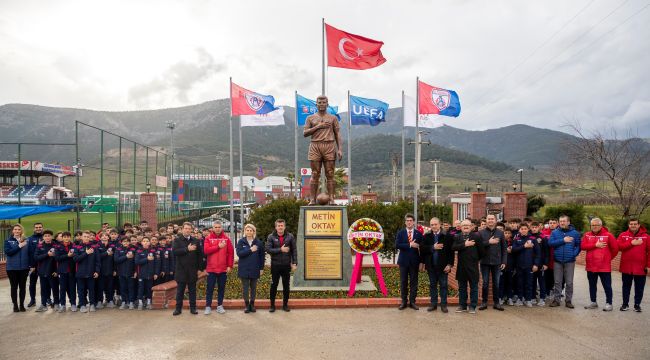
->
[240, 107, 285, 127]
[349, 95, 388, 126]
[296, 94, 340, 126]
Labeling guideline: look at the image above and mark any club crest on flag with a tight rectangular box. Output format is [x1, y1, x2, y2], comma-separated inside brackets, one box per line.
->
[245, 92, 266, 111]
[431, 89, 451, 111]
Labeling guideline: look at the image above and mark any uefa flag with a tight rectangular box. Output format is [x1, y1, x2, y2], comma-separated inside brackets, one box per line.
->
[296, 94, 340, 126]
[349, 95, 388, 126]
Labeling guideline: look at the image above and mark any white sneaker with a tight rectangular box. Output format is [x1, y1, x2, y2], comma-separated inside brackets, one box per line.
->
[138, 301, 144, 310]
[204, 307, 212, 315]
[95, 302, 104, 310]
[507, 298, 514, 306]
[128, 302, 134, 310]
[119, 303, 127, 310]
[35, 305, 48, 312]
[515, 299, 523, 306]
[89, 305, 96, 312]
[216, 305, 226, 314]
[525, 301, 533, 308]
[70, 305, 78, 312]
[80, 305, 88, 313]
[531, 299, 537, 305]
[146, 300, 152, 310]
[106, 301, 115, 309]
[584, 302, 598, 309]
[537, 299, 546, 307]
[603, 303, 613, 312]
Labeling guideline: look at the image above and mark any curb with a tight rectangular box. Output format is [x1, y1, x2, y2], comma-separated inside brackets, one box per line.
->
[166, 296, 461, 309]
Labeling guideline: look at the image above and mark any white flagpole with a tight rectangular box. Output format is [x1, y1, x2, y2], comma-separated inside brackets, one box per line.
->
[229, 77, 235, 241]
[414, 77, 420, 223]
[347, 90, 352, 203]
[294, 90, 299, 199]
[401, 90, 405, 200]
[322, 18, 326, 95]
[239, 110, 244, 230]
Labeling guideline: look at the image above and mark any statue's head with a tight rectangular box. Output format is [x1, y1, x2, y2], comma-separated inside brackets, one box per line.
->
[316, 95, 328, 112]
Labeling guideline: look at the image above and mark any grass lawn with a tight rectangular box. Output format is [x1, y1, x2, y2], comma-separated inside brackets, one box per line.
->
[193, 267, 457, 300]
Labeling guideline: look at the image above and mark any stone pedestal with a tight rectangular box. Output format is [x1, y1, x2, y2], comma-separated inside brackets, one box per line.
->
[361, 192, 378, 204]
[293, 205, 352, 288]
[503, 192, 527, 220]
[139, 193, 158, 230]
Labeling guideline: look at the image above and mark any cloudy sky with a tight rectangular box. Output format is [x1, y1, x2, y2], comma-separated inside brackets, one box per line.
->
[1, 0, 649, 136]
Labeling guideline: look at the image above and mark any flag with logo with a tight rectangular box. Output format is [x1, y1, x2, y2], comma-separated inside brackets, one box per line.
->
[296, 94, 340, 126]
[325, 23, 386, 70]
[240, 107, 285, 127]
[418, 81, 461, 117]
[231, 82, 277, 116]
[403, 95, 444, 128]
[349, 95, 388, 126]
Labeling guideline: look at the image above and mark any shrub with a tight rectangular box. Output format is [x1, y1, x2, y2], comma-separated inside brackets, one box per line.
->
[542, 204, 587, 232]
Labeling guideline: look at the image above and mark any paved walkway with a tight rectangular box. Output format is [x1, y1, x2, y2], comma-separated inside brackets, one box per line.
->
[1, 265, 648, 359]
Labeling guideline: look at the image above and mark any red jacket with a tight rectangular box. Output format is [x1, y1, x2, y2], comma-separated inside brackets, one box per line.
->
[203, 231, 234, 273]
[617, 226, 650, 276]
[581, 227, 618, 272]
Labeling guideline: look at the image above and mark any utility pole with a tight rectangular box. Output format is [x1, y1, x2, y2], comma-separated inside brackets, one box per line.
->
[390, 152, 400, 203]
[429, 159, 440, 205]
[216, 153, 223, 175]
[409, 130, 431, 222]
[166, 121, 176, 210]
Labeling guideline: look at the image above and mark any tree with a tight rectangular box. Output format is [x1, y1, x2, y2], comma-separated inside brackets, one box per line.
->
[527, 194, 546, 216]
[334, 168, 347, 198]
[559, 124, 650, 219]
[285, 171, 296, 198]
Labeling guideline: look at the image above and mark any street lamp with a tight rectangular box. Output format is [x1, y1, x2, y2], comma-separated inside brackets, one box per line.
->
[512, 181, 518, 191]
[476, 181, 482, 192]
[517, 169, 524, 192]
[146, 183, 151, 193]
[367, 182, 372, 193]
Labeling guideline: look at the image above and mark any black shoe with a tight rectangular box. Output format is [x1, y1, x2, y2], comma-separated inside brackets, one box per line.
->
[409, 303, 419, 310]
[27, 300, 36, 308]
[478, 303, 488, 311]
[282, 305, 290, 312]
[493, 304, 505, 311]
[398, 303, 407, 310]
[250, 306, 256, 313]
[565, 301, 574, 309]
[172, 309, 182, 316]
[427, 304, 437, 312]
[634, 304, 642, 312]
[13, 304, 19, 313]
[19, 304, 26, 312]
[269, 306, 276, 313]
[244, 303, 251, 313]
[440, 304, 448, 313]
[190, 308, 198, 315]
[620, 304, 629, 312]
[549, 300, 560, 307]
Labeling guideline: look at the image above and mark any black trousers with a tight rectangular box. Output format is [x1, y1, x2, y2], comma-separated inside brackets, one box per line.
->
[175, 281, 197, 311]
[270, 265, 291, 306]
[7, 269, 29, 306]
[399, 265, 419, 304]
[29, 270, 39, 301]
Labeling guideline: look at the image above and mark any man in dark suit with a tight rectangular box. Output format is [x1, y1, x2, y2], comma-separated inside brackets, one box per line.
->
[396, 213, 423, 310]
[452, 219, 486, 314]
[420, 217, 454, 313]
[172, 222, 205, 316]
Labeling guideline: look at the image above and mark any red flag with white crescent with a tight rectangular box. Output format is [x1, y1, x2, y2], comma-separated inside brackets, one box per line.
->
[325, 23, 386, 70]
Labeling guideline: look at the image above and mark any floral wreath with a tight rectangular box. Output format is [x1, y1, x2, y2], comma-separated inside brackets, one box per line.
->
[347, 218, 384, 254]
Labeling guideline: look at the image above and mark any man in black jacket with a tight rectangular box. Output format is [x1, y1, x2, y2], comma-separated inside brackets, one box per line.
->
[453, 219, 486, 314]
[266, 219, 297, 313]
[478, 214, 507, 311]
[420, 217, 454, 313]
[172, 222, 205, 316]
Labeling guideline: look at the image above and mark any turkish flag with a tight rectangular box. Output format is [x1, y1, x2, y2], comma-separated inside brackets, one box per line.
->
[325, 23, 386, 70]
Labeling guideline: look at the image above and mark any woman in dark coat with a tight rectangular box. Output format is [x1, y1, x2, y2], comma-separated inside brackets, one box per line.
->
[452, 220, 486, 313]
[236, 224, 265, 313]
[4, 224, 32, 312]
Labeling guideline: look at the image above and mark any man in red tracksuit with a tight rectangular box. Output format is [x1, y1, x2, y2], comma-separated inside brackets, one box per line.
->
[581, 218, 618, 311]
[202, 221, 233, 315]
[617, 218, 650, 312]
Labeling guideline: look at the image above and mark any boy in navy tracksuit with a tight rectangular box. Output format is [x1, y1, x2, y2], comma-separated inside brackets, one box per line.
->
[97, 234, 117, 309]
[34, 230, 60, 312]
[161, 236, 175, 282]
[109, 228, 121, 305]
[150, 236, 163, 286]
[499, 229, 516, 305]
[530, 222, 549, 306]
[135, 237, 159, 310]
[55, 232, 76, 312]
[114, 237, 136, 310]
[74, 231, 101, 313]
[512, 223, 541, 307]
